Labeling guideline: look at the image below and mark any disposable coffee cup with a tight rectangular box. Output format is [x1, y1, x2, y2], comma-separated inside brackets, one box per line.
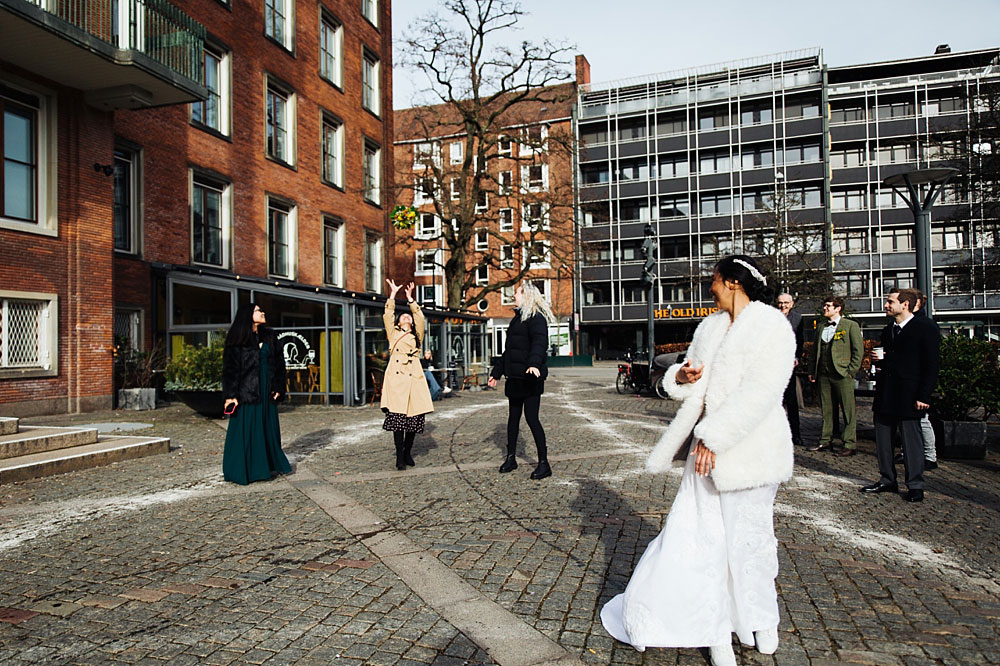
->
[872, 347, 884, 360]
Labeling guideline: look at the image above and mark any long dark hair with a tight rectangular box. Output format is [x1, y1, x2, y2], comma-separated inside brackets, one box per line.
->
[715, 255, 773, 303]
[394, 309, 422, 347]
[226, 303, 271, 346]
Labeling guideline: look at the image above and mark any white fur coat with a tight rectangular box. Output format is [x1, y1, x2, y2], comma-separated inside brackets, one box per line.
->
[646, 301, 795, 492]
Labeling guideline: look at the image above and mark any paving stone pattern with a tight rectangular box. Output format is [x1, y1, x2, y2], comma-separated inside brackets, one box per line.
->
[1, 369, 998, 665]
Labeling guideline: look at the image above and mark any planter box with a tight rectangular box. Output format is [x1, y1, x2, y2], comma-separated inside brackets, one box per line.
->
[117, 388, 156, 411]
[171, 390, 224, 418]
[936, 419, 987, 460]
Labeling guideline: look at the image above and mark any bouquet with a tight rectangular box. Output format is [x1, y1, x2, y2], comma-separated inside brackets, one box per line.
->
[391, 204, 418, 230]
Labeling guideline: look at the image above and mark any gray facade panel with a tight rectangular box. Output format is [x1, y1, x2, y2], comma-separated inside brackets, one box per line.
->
[834, 254, 872, 271]
[831, 167, 869, 185]
[618, 181, 649, 199]
[785, 118, 824, 138]
[697, 130, 732, 149]
[830, 124, 868, 142]
[936, 295, 975, 310]
[621, 304, 649, 320]
[740, 124, 774, 143]
[581, 305, 612, 322]
[934, 249, 973, 266]
[657, 177, 690, 194]
[618, 141, 648, 158]
[832, 211, 871, 228]
[580, 145, 609, 163]
[620, 222, 649, 239]
[581, 226, 611, 242]
[874, 119, 918, 138]
[657, 135, 689, 153]
[581, 266, 611, 281]
[698, 216, 735, 232]
[881, 252, 917, 269]
[931, 204, 965, 221]
[784, 162, 825, 182]
[658, 219, 693, 235]
[877, 209, 915, 225]
[698, 173, 733, 191]
[580, 187, 609, 202]
[740, 168, 777, 186]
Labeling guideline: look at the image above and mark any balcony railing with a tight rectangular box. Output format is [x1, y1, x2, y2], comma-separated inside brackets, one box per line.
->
[24, 0, 204, 85]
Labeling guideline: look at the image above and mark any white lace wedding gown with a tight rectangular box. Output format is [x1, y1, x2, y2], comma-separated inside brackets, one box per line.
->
[601, 452, 780, 650]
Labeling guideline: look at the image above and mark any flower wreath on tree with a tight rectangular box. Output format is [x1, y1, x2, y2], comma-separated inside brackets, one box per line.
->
[391, 205, 418, 230]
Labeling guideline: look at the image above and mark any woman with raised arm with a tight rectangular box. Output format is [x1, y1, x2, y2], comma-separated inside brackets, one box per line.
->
[600, 255, 795, 666]
[221, 303, 291, 485]
[488, 282, 555, 480]
[381, 279, 433, 470]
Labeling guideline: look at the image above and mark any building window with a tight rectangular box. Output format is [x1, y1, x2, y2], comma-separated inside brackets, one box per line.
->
[416, 213, 439, 239]
[701, 234, 734, 257]
[699, 193, 732, 217]
[521, 125, 548, 153]
[413, 141, 440, 168]
[449, 142, 463, 164]
[529, 279, 551, 303]
[264, 0, 293, 50]
[662, 280, 689, 301]
[524, 240, 550, 268]
[923, 94, 965, 116]
[698, 106, 728, 130]
[419, 284, 441, 306]
[658, 154, 688, 178]
[932, 223, 968, 250]
[831, 188, 867, 211]
[522, 202, 548, 230]
[413, 176, 436, 205]
[580, 123, 609, 145]
[475, 229, 488, 251]
[581, 163, 609, 185]
[834, 273, 870, 297]
[266, 79, 295, 164]
[191, 45, 230, 135]
[877, 188, 907, 209]
[831, 105, 865, 124]
[659, 236, 690, 260]
[364, 233, 382, 292]
[584, 283, 611, 305]
[740, 104, 772, 126]
[784, 97, 820, 119]
[880, 271, 915, 293]
[2, 95, 37, 225]
[740, 190, 768, 213]
[498, 135, 513, 156]
[699, 150, 730, 174]
[267, 198, 295, 278]
[450, 178, 460, 201]
[361, 0, 377, 26]
[786, 186, 822, 209]
[362, 50, 380, 115]
[877, 227, 913, 253]
[320, 113, 343, 187]
[622, 282, 648, 304]
[415, 249, 438, 276]
[498, 208, 513, 231]
[832, 229, 870, 254]
[0, 294, 56, 373]
[740, 145, 773, 170]
[475, 190, 488, 212]
[784, 142, 820, 164]
[659, 195, 690, 218]
[617, 119, 645, 141]
[657, 112, 687, 136]
[873, 143, 916, 165]
[319, 12, 343, 87]
[501, 285, 515, 305]
[475, 265, 489, 285]
[363, 139, 380, 204]
[877, 99, 915, 120]
[933, 269, 971, 295]
[323, 216, 344, 286]
[500, 244, 514, 268]
[830, 147, 865, 168]
[527, 164, 547, 192]
[113, 307, 141, 350]
[499, 170, 513, 195]
[192, 174, 230, 268]
[113, 147, 140, 254]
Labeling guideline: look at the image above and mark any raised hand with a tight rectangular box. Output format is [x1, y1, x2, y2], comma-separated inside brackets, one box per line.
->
[386, 279, 400, 296]
[404, 282, 415, 301]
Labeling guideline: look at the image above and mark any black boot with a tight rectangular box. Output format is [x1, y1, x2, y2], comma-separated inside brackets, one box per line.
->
[403, 433, 416, 467]
[394, 434, 406, 471]
[499, 454, 518, 473]
[530, 460, 551, 480]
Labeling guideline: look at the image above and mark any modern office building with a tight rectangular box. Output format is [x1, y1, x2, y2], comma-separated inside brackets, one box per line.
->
[575, 47, 1000, 356]
[0, 0, 415, 415]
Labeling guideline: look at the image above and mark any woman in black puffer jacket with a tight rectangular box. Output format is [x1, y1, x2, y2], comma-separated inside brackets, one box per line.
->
[488, 282, 554, 480]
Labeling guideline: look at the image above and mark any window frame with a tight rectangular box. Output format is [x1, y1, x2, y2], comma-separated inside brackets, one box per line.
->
[449, 141, 463, 165]
[362, 48, 380, 116]
[363, 138, 381, 205]
[415, 213, 440, 239]
[523, 239, 551, 269]
[263, 0, 295, 51]
[319, 9, 344, 88]
[265, 76, 296, 166]
[320, 111, 344, 188]
[190, 170, 232, 269]
[521, 202, 549, 230]
[323, 215, 345, 287]
[361, 0, 378, 27]
[0, 290, 58, 379]
[474, 228, 489, 251]
[113, 144, 142, 255]
[191, 43, 231, 136]
[500, 244, 514, 268]
[1, 82, 56, 236]
[498, 208, 514, 232]
[364, 231, 383, 292]
[415, 248, 439, 277]
[266, 196, 296, 279]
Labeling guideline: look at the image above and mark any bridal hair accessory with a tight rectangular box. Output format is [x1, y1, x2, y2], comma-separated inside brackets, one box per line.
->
[733, 258, 767, 286]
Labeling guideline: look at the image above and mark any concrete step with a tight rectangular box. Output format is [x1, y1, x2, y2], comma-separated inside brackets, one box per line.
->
[0, 435, 171, 484]
[0, 426, 100, 460]
[0, 417, 18, 436]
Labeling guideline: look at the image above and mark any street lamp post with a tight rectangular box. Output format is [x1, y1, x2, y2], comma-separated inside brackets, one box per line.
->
[882, 168, 959, 318]
[640, 222, 657, 366]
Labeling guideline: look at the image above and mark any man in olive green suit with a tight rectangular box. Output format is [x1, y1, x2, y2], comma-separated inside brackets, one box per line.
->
[808, 295, 864, 456]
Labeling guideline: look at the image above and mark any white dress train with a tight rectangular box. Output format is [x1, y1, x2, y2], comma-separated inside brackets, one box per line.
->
[601, 453, 780, 650]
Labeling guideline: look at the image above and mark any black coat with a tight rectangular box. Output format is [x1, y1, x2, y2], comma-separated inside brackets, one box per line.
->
[222, 328, 287, 404]
[491, 310, 549, 394]
[873, 315, 940, 420]
[786, 309, 804, 360]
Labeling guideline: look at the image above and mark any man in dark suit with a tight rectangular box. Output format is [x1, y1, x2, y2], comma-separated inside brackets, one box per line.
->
[862, 288, 941, 502]
[777, 292, 804, 446]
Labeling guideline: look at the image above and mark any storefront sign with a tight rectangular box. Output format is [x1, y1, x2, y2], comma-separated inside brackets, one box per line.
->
[277, 331, 315, 369]
[654, 307, 719, 320]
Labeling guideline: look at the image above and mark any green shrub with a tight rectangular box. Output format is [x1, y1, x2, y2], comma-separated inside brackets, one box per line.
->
[936, 334, 999, 421]
[164, 339, 224, 392]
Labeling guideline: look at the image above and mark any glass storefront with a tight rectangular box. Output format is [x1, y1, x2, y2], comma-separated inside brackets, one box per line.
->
[163, 272, 488, 406]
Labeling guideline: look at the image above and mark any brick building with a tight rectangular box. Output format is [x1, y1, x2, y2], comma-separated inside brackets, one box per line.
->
[392, 58, 589, 362]
[1, 0, 400, 414]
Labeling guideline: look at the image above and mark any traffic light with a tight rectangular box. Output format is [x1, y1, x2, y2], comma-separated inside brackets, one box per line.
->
[640, 229, 656, 287]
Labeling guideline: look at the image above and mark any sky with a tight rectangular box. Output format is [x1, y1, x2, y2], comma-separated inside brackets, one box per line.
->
[392, 0, 1000, 109]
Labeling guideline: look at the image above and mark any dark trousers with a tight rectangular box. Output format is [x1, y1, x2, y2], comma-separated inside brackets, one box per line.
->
[507, 394, 547, 460]
[783, 375, 801, 444]
[874, 414, 924, 491]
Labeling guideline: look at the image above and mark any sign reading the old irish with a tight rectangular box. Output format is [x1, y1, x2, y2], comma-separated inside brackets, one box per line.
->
[654, 307, 720, 320]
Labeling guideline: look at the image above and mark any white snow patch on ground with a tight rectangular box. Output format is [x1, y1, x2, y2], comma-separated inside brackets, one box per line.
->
[0, 479, 224, 553]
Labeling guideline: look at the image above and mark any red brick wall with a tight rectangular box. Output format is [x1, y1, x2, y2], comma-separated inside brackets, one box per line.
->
[0, 72, 116, 415]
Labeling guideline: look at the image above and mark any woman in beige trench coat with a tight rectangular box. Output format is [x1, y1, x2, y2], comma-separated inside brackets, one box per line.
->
[381, 279, 434, 470]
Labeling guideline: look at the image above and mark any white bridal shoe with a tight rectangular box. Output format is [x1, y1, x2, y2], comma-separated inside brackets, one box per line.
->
[755, 627, 779, 654]
[709, 643, 737, 666]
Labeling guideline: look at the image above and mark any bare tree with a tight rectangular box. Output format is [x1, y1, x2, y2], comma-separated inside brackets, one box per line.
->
[743, 184, 832, 303]
[395, 0, 577, 309]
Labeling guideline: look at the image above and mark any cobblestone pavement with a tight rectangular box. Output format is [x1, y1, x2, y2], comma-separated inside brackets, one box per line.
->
[1, 367, 998, 665]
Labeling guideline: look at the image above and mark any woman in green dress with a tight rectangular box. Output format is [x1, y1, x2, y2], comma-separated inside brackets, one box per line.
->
[222, 303, 292, 485]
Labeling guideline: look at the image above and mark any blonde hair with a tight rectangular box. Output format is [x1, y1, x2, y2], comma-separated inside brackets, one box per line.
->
[517, 282, 555, 323]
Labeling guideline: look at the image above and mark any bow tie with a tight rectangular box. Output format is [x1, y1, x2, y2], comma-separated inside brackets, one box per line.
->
[825, 321, 837, 327]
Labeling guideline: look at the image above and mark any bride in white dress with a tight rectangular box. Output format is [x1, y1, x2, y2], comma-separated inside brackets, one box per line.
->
[601, 255, 796, 666]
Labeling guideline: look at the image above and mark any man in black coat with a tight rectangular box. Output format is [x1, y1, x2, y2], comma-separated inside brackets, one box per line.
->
[777, 293, 804, 446]
[861, 288, 940, 502]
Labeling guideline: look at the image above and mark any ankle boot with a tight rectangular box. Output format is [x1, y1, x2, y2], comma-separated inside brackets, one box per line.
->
[403, 443, 416, 467]
[394, 443, 406, 471]
[498, 454, 518, 473]
[530, 460, 551, 480]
